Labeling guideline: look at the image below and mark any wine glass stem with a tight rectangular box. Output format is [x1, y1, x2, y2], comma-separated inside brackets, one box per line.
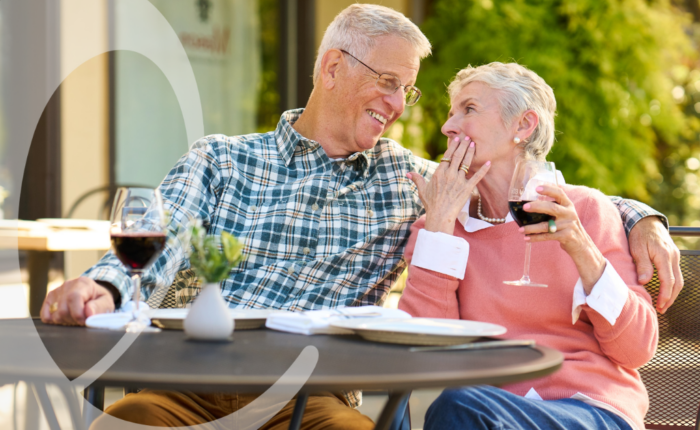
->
[521, 241, 532, 284]
[132, 273, 141, 313]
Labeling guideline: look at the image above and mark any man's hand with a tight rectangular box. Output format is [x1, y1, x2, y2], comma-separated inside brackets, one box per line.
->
[40, 277, 115, 326]
[628, 217, 682, 314]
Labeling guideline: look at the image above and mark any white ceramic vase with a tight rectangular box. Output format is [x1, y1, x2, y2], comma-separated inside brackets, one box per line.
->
[184, 282, 234, 341]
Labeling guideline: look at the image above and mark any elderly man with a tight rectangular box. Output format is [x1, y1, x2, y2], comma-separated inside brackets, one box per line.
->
[41, 3, 680, 429]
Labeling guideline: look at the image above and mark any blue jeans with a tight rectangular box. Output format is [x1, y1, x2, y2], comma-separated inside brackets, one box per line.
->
[424, 386, 633, 430]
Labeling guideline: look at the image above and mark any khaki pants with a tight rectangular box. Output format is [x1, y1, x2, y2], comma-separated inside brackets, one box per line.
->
[90, 389, 375, 429]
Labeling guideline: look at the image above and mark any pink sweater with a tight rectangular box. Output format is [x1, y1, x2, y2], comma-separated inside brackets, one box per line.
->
[399, 185, 658, 430]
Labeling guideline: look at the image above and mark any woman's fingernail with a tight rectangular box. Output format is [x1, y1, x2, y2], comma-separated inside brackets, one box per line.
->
[454, 136, 460, 143]
[524, 236, 530, 241]
[406, 173, 412, 179]
[523, 203, 530, 210]
[470, 141, 475, 148]
[536, 186, 543, 192]
[518, 227, 524, 233]
[465, 136, 470, 141]
[485, 161, 491, 166]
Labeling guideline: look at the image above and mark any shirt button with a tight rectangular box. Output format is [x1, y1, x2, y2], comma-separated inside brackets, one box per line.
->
[250, 205, 258, 212]
[303, 247, 310, 255]
[287, 266, 295, 275]
[312, 203, 319, 211]
[367, 209, 374, 217]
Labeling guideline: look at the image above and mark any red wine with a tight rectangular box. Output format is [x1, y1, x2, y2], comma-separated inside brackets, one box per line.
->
[111, 233, 166, 272]
[508, 201, 553, 227]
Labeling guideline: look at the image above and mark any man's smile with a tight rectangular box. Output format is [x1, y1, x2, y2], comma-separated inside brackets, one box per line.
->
[367, 109, 388, 125]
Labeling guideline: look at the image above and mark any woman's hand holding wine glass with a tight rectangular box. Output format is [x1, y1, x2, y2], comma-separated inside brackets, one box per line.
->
[520, 184, 607, 294]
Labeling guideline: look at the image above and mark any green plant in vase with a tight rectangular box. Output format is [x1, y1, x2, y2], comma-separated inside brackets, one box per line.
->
[184, 221, 245, 341]
[188, 222, 244, 283]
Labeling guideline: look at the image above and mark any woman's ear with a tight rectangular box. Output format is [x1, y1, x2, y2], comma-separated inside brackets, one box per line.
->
[516, 110, 539, 141]
[319, 49, 342, 90]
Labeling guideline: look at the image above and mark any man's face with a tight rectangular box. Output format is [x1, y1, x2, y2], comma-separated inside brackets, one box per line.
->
[331, 36, 420, 156]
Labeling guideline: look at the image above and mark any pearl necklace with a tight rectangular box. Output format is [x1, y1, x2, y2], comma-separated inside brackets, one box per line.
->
[477, 196, 506, 224]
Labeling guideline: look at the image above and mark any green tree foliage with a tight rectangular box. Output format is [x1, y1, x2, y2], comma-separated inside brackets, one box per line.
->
[401, 0, 700, 226]
[256, 0, 281, 132]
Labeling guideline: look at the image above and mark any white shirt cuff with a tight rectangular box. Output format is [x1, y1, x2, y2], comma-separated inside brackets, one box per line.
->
[411, 229, 469, 280]
[572, 259, 629, 325]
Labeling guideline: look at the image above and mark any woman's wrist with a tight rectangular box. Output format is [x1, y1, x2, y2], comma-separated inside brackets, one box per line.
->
[576, 244, 607, 295]
[424, 214, 456, 235]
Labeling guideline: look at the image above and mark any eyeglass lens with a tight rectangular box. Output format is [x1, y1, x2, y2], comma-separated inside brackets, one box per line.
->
[376, 75, 420, 105]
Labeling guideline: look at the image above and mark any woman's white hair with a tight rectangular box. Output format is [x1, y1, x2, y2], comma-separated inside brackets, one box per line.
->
[448, 62, 557, 161]
[313, 4, 431, 82]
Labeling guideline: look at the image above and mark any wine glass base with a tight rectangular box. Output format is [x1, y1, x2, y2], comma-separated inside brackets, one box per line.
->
[124, 311, 152, 333]
[503, 280, 548, 287]
[125, 320, 149, 333]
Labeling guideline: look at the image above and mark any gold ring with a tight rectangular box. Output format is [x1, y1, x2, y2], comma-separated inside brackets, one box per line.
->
[49, 302, 58, 314]
[441, 158, 452, 163]
[460, 164, 470, 175]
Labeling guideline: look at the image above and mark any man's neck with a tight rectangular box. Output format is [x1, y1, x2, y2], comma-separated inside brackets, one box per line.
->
[292, 96, 351, 159]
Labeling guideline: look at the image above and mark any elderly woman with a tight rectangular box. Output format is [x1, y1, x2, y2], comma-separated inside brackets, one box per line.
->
[400, 62, 657, 430]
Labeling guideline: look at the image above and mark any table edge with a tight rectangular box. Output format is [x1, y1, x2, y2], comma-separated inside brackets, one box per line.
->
[3, 345, 563, 393]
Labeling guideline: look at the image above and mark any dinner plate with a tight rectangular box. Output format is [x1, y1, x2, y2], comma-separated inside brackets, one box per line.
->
[330, 318, 507, 346]
[148, 308, 278, 330]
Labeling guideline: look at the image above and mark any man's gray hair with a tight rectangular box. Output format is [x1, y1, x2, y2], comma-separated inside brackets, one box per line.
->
[313, 4, 432, 82]
[448, 62, 557, 161]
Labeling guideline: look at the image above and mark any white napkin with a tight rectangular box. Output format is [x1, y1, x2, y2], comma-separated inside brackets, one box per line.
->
[265, 306, 411, 335]
[519, 170, 565, 201]
[85, 301, 152, 331]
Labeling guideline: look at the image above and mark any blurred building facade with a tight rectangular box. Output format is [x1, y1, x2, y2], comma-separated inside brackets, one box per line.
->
[0, 0, 425, 278]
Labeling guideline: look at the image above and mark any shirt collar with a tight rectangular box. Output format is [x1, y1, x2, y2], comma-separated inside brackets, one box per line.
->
[274, 109, 371, 174]
[275, 109, 307, 166]
[457, 198, 515, 233]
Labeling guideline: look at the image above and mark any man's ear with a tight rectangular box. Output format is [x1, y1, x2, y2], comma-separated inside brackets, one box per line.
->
[516, 110, 539, 141]
[319, 49, 343, 90]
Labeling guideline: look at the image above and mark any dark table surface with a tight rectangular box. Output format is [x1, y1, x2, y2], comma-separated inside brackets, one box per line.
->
[0, 319, 563, 393]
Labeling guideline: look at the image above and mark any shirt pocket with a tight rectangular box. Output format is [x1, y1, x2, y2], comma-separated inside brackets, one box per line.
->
[335, 202, 411, 250]
[229, 199, 305, 271]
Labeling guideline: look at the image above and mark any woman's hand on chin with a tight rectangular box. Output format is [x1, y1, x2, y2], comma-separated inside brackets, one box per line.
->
[521, 185, 606, 294]
[407, 136, 490, 235]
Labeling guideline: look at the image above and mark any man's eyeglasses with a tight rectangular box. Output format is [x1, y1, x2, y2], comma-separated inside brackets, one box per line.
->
[340, 50, 422, 106]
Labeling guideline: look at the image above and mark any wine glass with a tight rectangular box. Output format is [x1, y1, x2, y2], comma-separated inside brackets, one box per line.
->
[503, 159, 558, 287]
[110, 187, 167, 332]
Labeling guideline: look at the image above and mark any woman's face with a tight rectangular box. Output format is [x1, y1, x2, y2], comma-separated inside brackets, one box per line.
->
[441, 81, 518, 168]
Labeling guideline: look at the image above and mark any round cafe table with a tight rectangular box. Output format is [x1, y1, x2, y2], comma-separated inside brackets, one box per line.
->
[0, 319, 563, 430]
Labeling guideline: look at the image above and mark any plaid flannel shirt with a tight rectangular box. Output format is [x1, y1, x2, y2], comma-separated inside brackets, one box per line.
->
[610, 196, 668, 235]
[85, 109, 437, 313]
[84, 109, 665, 407]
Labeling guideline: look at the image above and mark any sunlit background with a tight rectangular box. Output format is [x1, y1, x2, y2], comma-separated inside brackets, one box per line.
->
[0, 0, 699, 428]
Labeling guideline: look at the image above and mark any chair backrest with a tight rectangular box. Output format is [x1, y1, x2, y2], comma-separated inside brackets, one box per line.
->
[64, 183, 152, 219]
[640, 249, 700, 429]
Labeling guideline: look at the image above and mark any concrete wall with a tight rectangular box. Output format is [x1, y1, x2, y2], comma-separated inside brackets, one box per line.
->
[60, 1, 110, 279]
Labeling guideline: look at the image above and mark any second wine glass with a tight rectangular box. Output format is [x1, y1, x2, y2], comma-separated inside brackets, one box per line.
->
[503, 159, 558, 287]
[110, 187, 167, 332]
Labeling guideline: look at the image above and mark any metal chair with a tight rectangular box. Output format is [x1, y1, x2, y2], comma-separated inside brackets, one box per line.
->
[64, 183, 151, 220]
[640, 227, 700, 429]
